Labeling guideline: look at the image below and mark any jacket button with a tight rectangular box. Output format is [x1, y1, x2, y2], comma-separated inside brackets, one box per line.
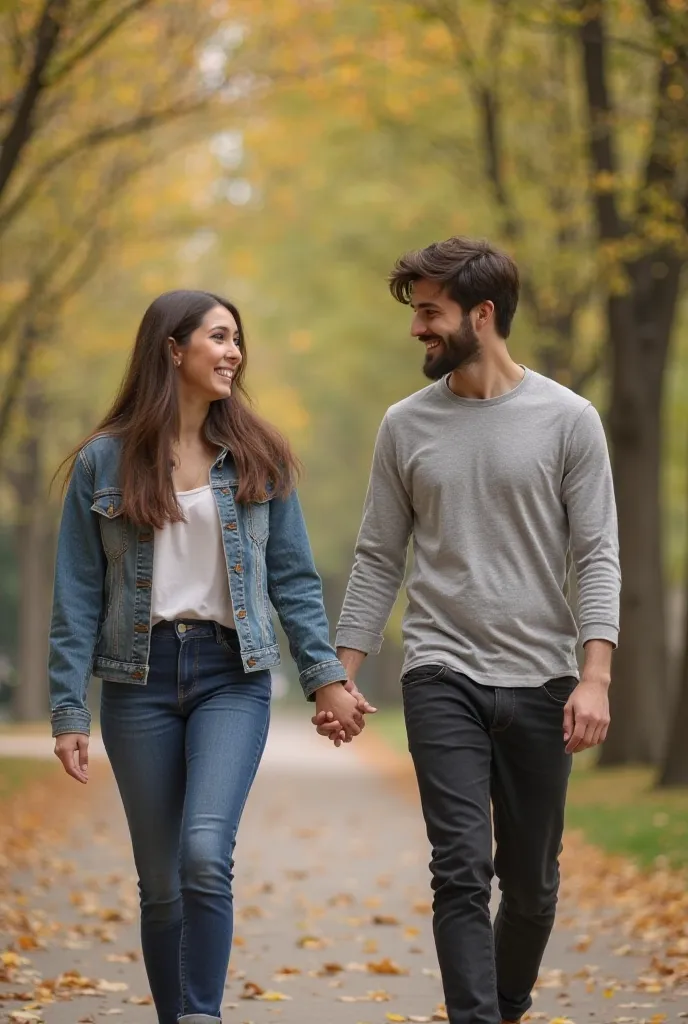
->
[107, 503, 115, 517]
[131, 670, 144, 680]
[221, 487, 231, 495]
[224, 522, 237, 531]
[234, 564, 242, 573]
[237, 610, 247, 619]
[247, 658, 257, 667]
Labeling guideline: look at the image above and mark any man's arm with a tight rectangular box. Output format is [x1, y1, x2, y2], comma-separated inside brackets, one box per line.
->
[561, 404, 620, 752]
[335, 414, 413, 676]
[562, 403, 620, 649]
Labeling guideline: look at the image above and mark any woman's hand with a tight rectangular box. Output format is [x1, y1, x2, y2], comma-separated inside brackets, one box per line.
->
[54, 732, 89, 784]
[313, 682, 364, 745]
[312, 679, 377, 747]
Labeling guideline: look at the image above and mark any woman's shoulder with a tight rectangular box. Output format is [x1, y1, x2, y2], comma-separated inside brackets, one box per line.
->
[76, 433, 122, 477]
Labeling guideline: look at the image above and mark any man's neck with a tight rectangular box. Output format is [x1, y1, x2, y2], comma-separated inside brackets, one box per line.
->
[447, 351, 525, 400]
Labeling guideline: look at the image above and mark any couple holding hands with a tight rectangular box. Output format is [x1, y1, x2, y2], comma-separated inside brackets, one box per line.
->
[49, 236, 620, 1024]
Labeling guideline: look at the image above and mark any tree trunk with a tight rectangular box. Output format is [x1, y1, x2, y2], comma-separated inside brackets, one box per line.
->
[658, 426, 688, 786]
[598, 267, 678, 764]
[659, 590, 688, 785]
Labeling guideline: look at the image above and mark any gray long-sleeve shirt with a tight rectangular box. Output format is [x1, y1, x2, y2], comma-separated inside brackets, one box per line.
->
[336, 369, 620, 687]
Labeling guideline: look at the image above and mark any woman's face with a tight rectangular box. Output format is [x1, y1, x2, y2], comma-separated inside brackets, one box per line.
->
[173, 304, 243, 402]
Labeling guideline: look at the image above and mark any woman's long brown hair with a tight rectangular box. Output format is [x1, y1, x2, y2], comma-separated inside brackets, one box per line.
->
[61, 290, 300, 528]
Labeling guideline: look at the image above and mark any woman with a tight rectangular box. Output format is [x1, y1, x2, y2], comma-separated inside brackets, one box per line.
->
[49, 290, 371, 1024]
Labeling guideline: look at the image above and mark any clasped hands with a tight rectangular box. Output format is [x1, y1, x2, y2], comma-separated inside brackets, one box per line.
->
[311, 679, 377, 747]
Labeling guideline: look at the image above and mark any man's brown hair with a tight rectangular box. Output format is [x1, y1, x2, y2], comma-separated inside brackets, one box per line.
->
[389, 236, 520, 338]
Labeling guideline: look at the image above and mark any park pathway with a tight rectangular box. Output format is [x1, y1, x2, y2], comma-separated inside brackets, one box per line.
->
[0, 715, 686, 1023]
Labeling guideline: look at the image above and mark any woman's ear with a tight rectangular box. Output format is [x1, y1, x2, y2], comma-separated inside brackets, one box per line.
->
[168, 337, 182, 368]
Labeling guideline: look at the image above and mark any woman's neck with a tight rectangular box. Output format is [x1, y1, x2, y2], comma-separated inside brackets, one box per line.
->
[176, 394, 211, 448]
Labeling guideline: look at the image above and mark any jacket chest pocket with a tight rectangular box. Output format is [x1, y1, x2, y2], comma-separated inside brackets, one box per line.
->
[91, 489, 129, 559]
[247, 498, 270, 544]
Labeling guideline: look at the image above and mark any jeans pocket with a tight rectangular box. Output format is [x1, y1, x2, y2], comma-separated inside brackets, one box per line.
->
[542, 676, 577, 705]
[401, 663, 446, 689]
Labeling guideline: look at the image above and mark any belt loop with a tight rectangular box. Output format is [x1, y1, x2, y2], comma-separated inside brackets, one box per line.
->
[213, 621, 223, 644]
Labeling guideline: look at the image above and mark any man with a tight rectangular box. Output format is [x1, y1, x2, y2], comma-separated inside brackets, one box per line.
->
[328, 237, 620, 1024]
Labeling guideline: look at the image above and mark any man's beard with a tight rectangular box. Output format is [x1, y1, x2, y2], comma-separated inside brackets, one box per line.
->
[422, 315, 481, 381]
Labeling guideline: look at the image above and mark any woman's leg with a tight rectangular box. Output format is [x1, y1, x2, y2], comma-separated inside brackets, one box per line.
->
[176, 633, 271, 1019]
[101, 633, 186, 1024]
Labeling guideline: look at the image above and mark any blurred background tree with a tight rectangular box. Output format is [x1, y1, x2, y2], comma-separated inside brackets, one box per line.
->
[2, 0, 688, 784]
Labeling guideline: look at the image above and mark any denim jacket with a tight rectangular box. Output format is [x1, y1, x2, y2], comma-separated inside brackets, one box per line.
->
[49, 434, 347, 736]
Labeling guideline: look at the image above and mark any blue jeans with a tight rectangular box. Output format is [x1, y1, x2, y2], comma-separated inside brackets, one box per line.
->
[101, 620, 271, 1024]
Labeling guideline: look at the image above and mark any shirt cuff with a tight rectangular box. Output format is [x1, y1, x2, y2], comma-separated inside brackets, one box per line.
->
[335, 626, 383, 656]
[579, 623, 619, 649]
[300, 658, 348, 701]
[51, 707, 92, 737]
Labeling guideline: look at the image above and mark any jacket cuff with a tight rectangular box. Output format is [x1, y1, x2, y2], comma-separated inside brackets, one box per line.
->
[335, 625, 383, 656]
[51, 707, 92, 737]
[580, 623, 619, 649]
[300, 659, 348, 701]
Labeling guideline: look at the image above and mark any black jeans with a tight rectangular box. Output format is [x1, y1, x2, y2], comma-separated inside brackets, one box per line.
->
[402, 665, 574, 1024]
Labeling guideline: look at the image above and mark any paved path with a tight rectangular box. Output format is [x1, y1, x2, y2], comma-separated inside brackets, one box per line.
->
[1, 716, 686, 1023]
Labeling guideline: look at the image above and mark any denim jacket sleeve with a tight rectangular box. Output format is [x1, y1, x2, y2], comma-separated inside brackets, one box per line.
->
[265, 488, 347, 699]
[49, 448, 106, 737]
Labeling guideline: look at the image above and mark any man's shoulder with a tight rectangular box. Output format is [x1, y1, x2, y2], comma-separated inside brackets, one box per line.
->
[526, 370, 593, 418]
[385, 380, 443, 425]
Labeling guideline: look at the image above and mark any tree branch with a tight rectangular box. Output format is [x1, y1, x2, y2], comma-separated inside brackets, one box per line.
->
[0, 97, 208, 238]
[47, 0, 153, 86]
[0, 0, 70, 203]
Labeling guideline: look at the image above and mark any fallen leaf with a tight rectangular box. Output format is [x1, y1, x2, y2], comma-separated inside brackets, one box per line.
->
[319, 962, 344, 974]
[96, 980, 129, 992]
[367, 958, 409, 976]
[241, 981, 264, 999]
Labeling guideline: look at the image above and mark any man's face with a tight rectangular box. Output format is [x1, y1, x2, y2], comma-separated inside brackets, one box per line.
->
[410, 279, 480, 380]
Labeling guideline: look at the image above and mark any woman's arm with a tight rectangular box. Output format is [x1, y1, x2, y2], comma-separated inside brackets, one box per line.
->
[265, 488, 347, 700]
[49, 447, 106, 738]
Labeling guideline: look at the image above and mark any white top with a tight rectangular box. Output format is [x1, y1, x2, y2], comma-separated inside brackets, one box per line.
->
[151, 485, 235, 629]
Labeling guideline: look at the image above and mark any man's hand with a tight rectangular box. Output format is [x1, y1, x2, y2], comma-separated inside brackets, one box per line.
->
[54, 732, 89, 784]
[563, 678, 611, 754]
[343, 677, 377, 715]
[314, 682, 364, 744]
[312, 679, 377, 747]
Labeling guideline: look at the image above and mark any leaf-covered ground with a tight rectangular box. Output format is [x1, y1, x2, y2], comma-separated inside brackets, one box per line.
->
[0, 718, 686, 1023]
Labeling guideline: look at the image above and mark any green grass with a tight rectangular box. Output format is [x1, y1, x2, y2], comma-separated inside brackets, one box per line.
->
[0, 757, 52, 801]
[566, 766, 688, 869]
[373, 709, 688, 870]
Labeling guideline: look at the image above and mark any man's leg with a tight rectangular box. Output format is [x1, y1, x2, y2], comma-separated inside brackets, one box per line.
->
[403, 665, 500, 1024]
[491, 677, 575, 1023]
